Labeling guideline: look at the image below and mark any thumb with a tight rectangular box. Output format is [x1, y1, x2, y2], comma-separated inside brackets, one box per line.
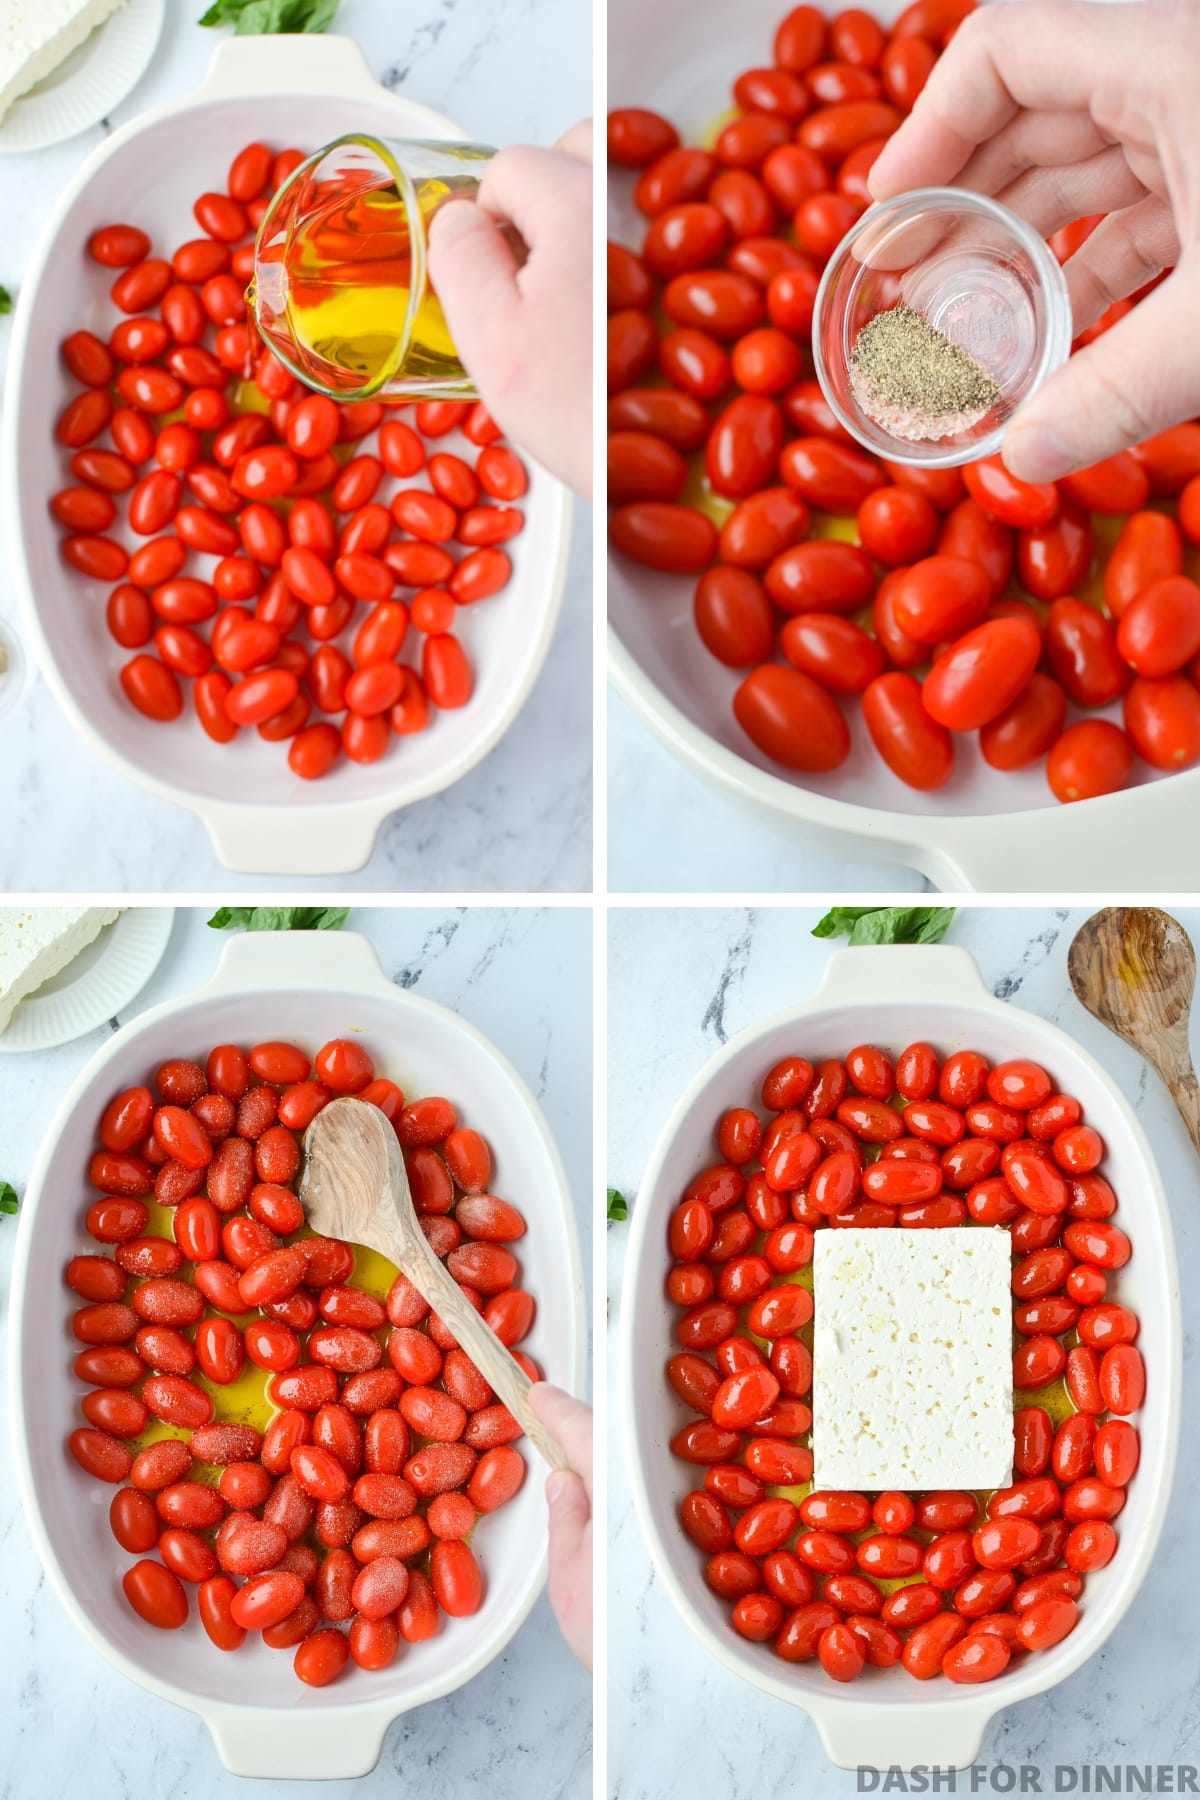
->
[1003, 269, 1200, 482]
[546, 1469, 590, 1565]
[427, 199, 520, 381]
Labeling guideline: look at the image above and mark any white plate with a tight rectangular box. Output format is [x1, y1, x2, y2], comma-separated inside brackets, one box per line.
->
[0, 0, 165, 155]
[0, 906, 173, 1050]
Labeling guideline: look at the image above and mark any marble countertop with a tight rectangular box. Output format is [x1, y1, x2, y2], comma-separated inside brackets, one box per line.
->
[0, 0, 592, 893]
[0, 904, 592, 1798]
[608, 692, 929, 895]
[607, 906, 1200, 1799]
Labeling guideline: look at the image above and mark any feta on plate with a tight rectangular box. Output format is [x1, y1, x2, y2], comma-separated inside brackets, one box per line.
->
[0, 908, 121, 1034]
[811, 1227, 1013, 1492]
[0, 0, 129, 125]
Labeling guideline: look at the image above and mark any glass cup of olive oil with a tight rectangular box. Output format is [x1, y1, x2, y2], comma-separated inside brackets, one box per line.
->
[248, 134, 496, 402]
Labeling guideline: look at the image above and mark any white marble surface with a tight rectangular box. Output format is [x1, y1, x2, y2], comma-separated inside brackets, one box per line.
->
[608, 692, 930, 895]
[0, 0, 592, 893]
[607, 906, 1200, 1799]
[0, 904, 592, 1797]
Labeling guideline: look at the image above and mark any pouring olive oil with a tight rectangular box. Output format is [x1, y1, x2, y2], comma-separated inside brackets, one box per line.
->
[249, 133, 495, 402]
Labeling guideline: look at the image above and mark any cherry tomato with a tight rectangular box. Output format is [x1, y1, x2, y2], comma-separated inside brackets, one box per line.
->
[922, 618, 1041, 732]
[764, 539, 874, 614]
[733, 665, 851, 770]
[1047, 721, 1133, 803]
[609, 108, 680, 167]
[1124, 674, 1200, 769]
[861, 671, 953, 789]
[693, 568, 775, 667]
[892, 556, 990, 643]
[1104, 511, 1183, 619]
[780, 613, 884, 695]
[980, 674, 1067, 771]
[610, 503, 717, 573]
[1045, 598, 1129, 707]
[857, 485, 938, 565]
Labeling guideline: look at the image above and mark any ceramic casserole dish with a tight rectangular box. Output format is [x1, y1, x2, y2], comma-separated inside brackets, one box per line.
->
[9, 928, 586, 1779]
[7, 33, 571, 876]
[622, 944, 1180, 1767]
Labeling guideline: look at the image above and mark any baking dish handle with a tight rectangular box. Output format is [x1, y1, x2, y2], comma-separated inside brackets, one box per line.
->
[190, 29, 463, 141]
[202, 1699, 397, 1780]
[912, 778, 1200, 893]
[192, 30, 391, 103]
[811, 943, 998, 1010]
[202, 926, 399, 998]
[199, 800, 384, 877]
[814, 1699, 997, 1772]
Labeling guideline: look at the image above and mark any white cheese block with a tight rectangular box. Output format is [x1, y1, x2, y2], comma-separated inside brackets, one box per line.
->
[811, 1227, 1013, 1492]
[0, 907, 121, 1033]
[0, 0, 129, 124]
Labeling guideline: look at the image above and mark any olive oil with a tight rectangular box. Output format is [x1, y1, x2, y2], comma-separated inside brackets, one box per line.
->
[128, 1203, 401, 1470]
[249, 136, 492, 402]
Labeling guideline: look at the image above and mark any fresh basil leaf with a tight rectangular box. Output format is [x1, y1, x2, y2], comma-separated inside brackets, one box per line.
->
[208, 906, 349, 932]
[0, 287, 11, 315]
[0, 1181, 19, 1216]
[313, 907, 349, 931]
[201, 0, 340, 29]
[813, 905, 956, 946]
[207, 906, 249, 929]
[812, 908, 877, 940]
[606, 1188, 628, 1222]
[198, 0, 250, 22]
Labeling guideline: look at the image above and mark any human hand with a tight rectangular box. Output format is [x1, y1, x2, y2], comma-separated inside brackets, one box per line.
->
[868, 0, 1194, 483]
[427, 125, 593, 496]
[529, 1383, 592, 1671]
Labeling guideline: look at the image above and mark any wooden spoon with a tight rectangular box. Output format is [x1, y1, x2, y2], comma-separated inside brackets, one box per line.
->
[300, 1097, 570, 1471]
[1068, 906, 1200, 1155]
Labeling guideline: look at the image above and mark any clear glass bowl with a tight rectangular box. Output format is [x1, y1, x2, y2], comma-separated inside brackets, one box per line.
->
[813, 187, 1072, 469]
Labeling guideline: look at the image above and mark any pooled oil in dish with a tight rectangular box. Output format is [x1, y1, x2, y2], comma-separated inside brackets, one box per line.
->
[132, 1201, 401, 1479]
[120, 1202, 479, 1552]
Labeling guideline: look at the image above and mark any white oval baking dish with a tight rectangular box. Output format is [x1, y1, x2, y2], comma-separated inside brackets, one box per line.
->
[7, 33, 571, 877]
[8, 928, 586, 1780]
[621, 943, 1180, 1769]
[606, 0, 1196, 892]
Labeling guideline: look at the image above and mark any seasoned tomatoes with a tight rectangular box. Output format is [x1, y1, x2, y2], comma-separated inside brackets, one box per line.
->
[68, 1032, 535, 1684]
[669, 1035, 1140, 1684]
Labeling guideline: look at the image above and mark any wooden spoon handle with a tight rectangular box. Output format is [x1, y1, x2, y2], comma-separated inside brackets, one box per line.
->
[375, 1214, 571, 1473]
[1162, 1060, 1200, 1159]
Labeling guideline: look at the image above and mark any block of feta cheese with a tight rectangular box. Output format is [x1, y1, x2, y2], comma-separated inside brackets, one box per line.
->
[811, 1227, 1012, 1492]
[0, 0, 129, 125]
[0, 908, 121, 1034]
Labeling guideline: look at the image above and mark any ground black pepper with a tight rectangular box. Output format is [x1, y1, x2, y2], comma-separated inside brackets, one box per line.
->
[849, 303, 1001, 442]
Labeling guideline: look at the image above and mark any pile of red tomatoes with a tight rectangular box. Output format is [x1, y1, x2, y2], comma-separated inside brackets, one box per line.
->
[665, 1040, 1143, 1684]
[608, 0, 1200, 803]
[66, 1035, 535, 1685]
[52, 142, 527, 781]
